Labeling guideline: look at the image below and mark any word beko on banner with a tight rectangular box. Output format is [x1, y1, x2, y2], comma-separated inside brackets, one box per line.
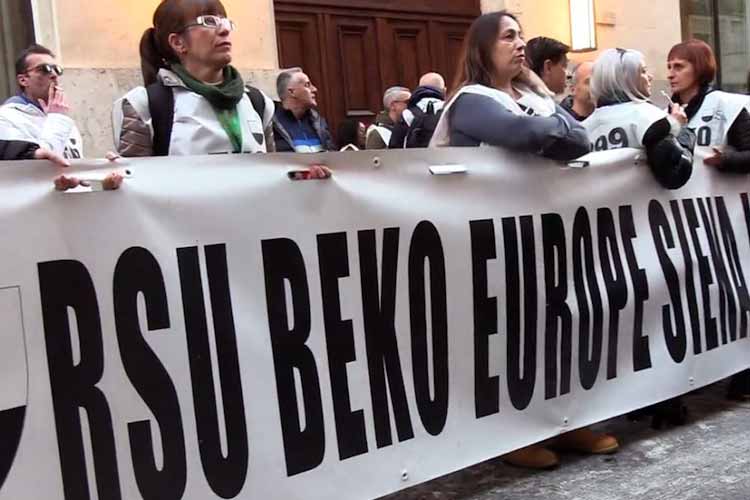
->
[1, 148, 750, 500]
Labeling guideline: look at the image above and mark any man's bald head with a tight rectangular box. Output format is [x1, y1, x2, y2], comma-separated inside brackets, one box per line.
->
[572, 61, 594, 86]
[419, 72, 446, 92]
[570, 61, 595, 117]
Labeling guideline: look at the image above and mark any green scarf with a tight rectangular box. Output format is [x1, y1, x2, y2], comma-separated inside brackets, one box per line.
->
[171, 63, 245, 152]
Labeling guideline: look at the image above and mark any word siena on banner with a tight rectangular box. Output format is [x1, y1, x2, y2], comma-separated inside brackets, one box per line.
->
[36, 191, 750, 498]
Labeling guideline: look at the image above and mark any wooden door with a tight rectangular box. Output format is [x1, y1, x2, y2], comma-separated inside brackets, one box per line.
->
[0, 0, 35, 100]
[274, 0, 478, 141]
[275, 12, 327, 113]
[326, 15, 382, 124]
[376, 18, 432, 91]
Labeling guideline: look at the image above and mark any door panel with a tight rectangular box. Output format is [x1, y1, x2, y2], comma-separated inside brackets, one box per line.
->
[275, 0, 479, 16]
[0, 0, 34, 100]
[386, 20, 431, 89]
[275, 12, 330, 120]
[430, 21, 472, 90]
[328, 16, 380, 121]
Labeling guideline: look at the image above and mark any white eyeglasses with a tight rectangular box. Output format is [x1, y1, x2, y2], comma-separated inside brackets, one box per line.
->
[181, 15, 236, 32]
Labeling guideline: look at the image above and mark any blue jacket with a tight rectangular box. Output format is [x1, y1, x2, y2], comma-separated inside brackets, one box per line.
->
[273, 105, 335, 153]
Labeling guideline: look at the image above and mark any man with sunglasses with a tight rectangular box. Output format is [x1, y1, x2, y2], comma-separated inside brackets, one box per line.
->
[0, 44, 83, 159]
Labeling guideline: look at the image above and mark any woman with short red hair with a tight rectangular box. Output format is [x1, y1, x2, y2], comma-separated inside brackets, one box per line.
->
[667, 39, 750, 170]
[669, 39, 750, 400]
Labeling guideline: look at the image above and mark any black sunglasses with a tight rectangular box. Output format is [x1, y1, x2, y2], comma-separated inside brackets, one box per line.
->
[26, 63, 64, 76]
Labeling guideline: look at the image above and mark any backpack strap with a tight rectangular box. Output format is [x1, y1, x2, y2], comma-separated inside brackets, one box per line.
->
[403, 107, 422, 127]
[245, 86, 267, 124]
[146, 81, 175, 156]
[147, 82, 266, 155]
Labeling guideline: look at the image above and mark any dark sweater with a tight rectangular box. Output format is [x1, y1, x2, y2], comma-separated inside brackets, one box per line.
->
[559, 95, 588, 122]
[447, 92, 590, 161]
[641, 117, 695, 189]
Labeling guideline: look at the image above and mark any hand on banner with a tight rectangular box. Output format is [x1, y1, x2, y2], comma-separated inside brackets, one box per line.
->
[53, 153, 125, 191]
[54, 172, 124, 191]
[102, 172, 124, 190]
[289, 164, 332, 180]
[33, 147, 70, 167]
[308, 164, 332, 179]
[54, 175, 87, 191]
[704, 147, 723, 167]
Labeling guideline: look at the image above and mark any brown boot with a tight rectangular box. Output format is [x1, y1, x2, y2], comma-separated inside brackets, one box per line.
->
[553, 428, 619, 454]
[503, 445, 559, 469]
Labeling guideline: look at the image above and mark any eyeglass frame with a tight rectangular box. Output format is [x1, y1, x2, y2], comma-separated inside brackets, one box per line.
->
[24, 63, 64, 77]
[178, 15, 236, 33]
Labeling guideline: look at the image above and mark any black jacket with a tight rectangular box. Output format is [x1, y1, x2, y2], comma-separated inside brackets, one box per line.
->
[596, 98, 695, 189]
[673, 86, 750, 172]
[642, 118, 696, 189]
[0, 140, 39, 161]
[389, 86, 445, 148]
[559, 95, 588, 122]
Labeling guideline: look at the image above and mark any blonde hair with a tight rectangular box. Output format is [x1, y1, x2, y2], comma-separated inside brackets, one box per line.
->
[590, 48, 649, 104]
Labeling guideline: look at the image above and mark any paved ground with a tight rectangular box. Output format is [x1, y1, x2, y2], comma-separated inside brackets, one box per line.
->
[380, 381, 750, 500]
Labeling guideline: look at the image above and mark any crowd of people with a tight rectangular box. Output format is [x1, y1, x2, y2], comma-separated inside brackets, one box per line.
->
[0, 0, 749, 472]
[1, 1, 748, 177]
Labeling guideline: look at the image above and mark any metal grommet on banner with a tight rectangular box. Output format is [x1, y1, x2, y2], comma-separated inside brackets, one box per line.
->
[372, 156, 382, 168]
[689, 377, 695, 386]
[401, 470, 409, 482]
[562, 417, 569, 426]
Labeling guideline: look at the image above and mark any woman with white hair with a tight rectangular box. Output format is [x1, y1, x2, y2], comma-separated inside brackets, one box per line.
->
[582, 48, 695, 189]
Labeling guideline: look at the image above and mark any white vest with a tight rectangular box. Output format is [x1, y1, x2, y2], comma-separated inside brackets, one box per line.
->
[113, 69, 274, 156]
[583, 101, 668, 151]
[430, 84, 556, 147]
[366, 124, 392, 147]
[686, 90, 750, 147]
[0, 101, 83, 159]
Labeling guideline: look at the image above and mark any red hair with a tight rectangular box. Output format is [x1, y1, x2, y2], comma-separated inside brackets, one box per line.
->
[667, 39, 717, 86]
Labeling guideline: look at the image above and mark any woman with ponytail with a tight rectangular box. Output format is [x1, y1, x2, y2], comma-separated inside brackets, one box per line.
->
[112, 0, 276, 157]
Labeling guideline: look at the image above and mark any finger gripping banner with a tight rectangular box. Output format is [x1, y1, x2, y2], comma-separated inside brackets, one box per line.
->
[0, 147, 748, 499]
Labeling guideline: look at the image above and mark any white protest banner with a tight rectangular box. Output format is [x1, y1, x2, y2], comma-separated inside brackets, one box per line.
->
[0, 147, 749, 500]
